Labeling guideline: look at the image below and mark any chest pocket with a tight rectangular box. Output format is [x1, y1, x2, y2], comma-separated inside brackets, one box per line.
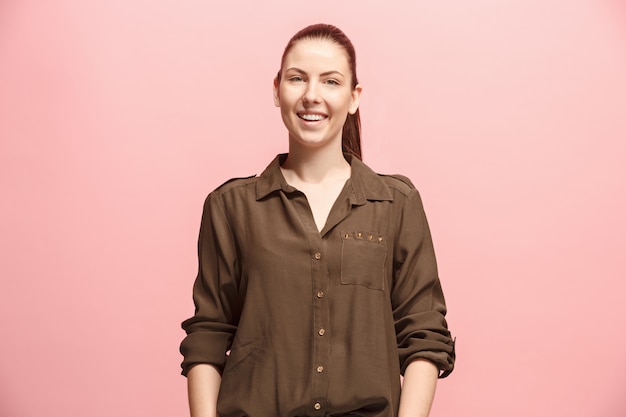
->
[340, 231, 387, 290]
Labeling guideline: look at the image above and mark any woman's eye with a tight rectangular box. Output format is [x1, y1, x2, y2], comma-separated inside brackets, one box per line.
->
[288, 76, 304, 82]
[325, 79, 340, 85]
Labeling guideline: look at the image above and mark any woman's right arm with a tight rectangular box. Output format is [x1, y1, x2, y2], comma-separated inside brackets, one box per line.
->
[182, 192, 242, 416]
[187, 364, 222, 417]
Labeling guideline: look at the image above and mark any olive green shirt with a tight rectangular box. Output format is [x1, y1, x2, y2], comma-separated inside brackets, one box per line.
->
[180, 154, 455, 417]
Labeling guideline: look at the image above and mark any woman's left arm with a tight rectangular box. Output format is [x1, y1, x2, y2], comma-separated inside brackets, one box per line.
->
[398, 359, 439, 417]
[391, 185, 455, 378]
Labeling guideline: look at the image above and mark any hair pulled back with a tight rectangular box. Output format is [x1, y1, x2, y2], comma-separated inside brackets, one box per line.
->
[277, 24, 362, 160]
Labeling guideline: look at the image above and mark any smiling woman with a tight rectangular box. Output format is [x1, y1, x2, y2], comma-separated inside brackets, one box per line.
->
[180, 23, 455, 417]
[275, 24, 363, 161]
[274, 38, 361, 163]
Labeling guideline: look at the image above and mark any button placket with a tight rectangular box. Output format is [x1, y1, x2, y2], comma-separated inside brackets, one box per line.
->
[291, 191, 331, 414]
[310, 243, 329, 415]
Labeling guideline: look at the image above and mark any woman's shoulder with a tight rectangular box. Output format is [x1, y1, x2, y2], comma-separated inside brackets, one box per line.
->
[376, 173, 418, 196]
[353, 158, 419, 197]
[205, 175, 258, 200]
[216, 174, 258, 191]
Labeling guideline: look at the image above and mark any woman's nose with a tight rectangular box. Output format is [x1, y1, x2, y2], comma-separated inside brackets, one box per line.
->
[303, 81, 321, 103]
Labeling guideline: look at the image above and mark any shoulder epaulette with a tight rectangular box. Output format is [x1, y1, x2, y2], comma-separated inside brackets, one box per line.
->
[216, 174, 257, 190]
[380, 174, 416, 191]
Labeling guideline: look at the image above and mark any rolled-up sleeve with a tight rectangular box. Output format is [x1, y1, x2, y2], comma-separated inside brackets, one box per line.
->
[180, 191, 242, 376]
[392, 187, 455, 378]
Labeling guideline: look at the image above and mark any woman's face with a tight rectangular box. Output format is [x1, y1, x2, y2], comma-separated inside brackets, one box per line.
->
[274, 39, 361, 152]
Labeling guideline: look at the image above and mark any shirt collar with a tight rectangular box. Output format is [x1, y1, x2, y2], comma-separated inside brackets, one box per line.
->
[256, 154, 394, 204]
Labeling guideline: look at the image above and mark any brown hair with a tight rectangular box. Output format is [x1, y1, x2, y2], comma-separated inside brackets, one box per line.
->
[277, 24, 362, 160]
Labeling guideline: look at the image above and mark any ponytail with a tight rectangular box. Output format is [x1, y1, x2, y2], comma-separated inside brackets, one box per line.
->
[342, 110, 362, 160]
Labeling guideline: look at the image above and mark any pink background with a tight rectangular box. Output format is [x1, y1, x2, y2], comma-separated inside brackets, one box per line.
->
[1, 1, 625, 416]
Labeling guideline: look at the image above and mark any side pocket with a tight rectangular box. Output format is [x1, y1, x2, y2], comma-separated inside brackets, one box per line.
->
[340, 231, 387, 290]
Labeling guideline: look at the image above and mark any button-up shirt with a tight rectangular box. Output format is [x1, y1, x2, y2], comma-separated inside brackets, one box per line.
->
[180, 154, 455, 417]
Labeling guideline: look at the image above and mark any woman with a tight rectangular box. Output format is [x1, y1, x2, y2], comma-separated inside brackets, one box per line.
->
[180, 23, 455, 417]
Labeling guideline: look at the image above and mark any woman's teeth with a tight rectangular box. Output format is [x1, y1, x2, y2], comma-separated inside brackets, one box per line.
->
[299, 114, 325, 121]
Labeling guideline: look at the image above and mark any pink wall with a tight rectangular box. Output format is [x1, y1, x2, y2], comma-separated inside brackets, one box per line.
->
[1, 1, 625, 416]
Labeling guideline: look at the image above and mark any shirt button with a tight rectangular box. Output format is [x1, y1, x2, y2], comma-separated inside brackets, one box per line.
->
[318, 328, 325, 336]
[314, 252, 322, 260]
[316, 365, 324, 373]
[314, 401, 321, 410]
[317, 290, 324, 298]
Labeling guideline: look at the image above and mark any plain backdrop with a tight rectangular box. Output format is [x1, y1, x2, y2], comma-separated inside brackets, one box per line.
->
[1, 1, 625, 416]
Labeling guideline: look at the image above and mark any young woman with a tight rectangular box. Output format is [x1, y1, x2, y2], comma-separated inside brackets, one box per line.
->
[180, 24, 455, 417]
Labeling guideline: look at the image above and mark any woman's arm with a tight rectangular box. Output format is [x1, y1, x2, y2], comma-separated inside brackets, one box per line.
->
[187, 364, 222, 417]
[398, 359, 439, 417]
[391, 186, 455, 377]
[182, 192, 240, 416]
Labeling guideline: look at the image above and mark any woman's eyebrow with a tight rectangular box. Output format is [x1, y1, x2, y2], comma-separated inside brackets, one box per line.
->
[285, 67, 345, 77]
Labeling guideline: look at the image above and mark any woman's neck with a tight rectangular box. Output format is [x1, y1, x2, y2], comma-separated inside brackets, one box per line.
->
[281, 143, 350, 184]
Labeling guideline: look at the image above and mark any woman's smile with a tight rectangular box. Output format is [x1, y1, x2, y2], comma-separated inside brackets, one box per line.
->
[298, 112, 327, 121]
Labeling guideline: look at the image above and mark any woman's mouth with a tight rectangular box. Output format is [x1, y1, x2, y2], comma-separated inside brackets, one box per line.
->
[297, 113, 327, 121]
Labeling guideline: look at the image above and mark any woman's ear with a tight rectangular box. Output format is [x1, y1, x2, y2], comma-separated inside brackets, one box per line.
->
[348, 84, 363, 115]
[273, 77, 280, 107]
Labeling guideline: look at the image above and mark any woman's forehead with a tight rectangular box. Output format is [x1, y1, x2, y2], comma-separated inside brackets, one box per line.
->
[283, 39, 350, 69]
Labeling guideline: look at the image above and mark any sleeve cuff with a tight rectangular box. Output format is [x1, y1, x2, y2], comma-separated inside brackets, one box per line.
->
[400, 337, 456, 378]
[180, 331, 233, 376]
